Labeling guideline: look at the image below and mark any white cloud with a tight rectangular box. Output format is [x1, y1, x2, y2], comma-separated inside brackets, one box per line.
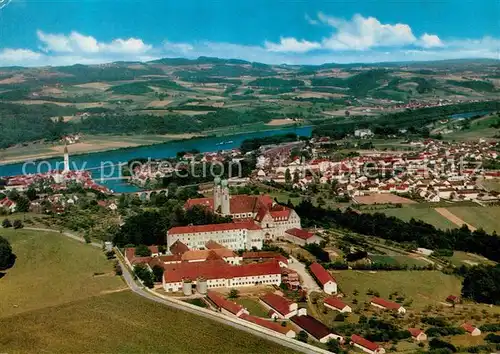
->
[418, 33, 444, 48]
[264, 37, 321, 53]
[319, 13, 416, 50]
[102, 38, 152, 54]
[305, 14, 319, 26]
[37, 30, 151, 54]
[163, 40, 193, 54]
[0, 48, 42, 63]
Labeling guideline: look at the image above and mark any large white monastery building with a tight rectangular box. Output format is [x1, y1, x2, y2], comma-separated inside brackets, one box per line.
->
[169, 178, 301, 250]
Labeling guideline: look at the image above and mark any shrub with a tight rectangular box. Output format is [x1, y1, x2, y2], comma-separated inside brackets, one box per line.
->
[13, 220, 23, 229]
[2, 218, 12, 228]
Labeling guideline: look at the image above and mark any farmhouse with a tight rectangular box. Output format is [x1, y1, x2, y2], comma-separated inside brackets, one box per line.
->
[324, 297, 352, 313]
[309, 262, 338, 294]
[240, 314, 296, 338]
[283, 228, 323, 246]
[259, 293, 300, 319]
[370, 297, 406, 314]
[408, 328, 427, 341]
[461, 323, 481, 336]
[290, 314, 344, 343]
[351, 334, 385, 354]
[207, 291, 248, 317]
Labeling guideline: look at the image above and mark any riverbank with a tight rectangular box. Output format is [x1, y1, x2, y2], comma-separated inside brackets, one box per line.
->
[0, 125, 313, 193]
[0, 123, 303, 166]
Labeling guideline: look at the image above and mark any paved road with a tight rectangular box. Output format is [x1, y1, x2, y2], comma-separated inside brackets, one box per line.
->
[288, 256, 321, 294]
[116, 256, 330, 354]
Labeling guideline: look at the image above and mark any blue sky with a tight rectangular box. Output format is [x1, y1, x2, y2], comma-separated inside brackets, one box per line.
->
[0, 0, 498, 66]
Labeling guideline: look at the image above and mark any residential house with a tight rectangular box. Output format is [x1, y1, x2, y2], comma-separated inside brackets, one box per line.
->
[408, 328, 427, 341]
[461, 323, 481, 336]
[324, 297, 352, 313]
[351, 334, 385, 354]
[370, 297, 406, 314]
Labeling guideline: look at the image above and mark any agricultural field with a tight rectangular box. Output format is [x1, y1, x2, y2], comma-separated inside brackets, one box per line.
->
[369, 254, 430, 268]
[0, 291, 298, 354]
[332, 270, 462, 310]
[445, 205, 500, 234]
[444, 251, 497, 267]
[364, 205, 457, 230]
[0, 229, 298, 353]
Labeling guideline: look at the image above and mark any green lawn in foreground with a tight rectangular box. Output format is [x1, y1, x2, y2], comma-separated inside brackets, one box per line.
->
[0, 229, 124, 318]
[0, 229, 297, 353]
[0, 291, 299, 354]
[333, 270, 462, 310]
[445, 205, 500, 234]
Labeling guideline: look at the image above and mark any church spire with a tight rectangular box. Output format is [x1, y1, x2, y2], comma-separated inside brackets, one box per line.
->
[63, 143, 70, 172]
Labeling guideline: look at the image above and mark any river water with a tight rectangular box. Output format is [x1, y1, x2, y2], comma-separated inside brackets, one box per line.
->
[0, 126, 312, 193]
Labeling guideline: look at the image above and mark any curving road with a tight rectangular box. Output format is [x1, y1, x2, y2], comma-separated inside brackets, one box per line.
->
[28, 226, 331, 354]
[115, 255, 331, 354]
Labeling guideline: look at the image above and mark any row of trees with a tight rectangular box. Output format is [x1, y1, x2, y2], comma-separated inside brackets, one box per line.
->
[112, 204, 232, 247]
[295, 200, 500, 263]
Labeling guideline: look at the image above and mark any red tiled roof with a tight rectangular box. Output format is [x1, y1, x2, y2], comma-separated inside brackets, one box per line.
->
[148, 245, 159, 254]
[351, 334, 380, 351]
[285, 228, 314, 240]
[371, 297, 402, 310]
[163, 260, 281, 283]
[169, 240, 189, 255]
[240, 314, 294, 335]
[158, 254, 181, 263]
[260, 293, 294, 317]
[408, 328, 424, 338]
[309, 263, 336, 286]
[461, 323, 478, 333]
[205, 240, 224, 249]
[207, 291, 244, 315]
[324, 297, 349, 311]
[242, 251, 282, 259]
[168, 221, 261, 235]
[290, 315, 331, 340]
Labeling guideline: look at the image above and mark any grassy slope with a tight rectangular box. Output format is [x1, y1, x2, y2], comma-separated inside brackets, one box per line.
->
[333, 270, 462, 310]
[0, 230, 298, 354]
[0, 291, 298, 354]
[0, 229, 124, 317]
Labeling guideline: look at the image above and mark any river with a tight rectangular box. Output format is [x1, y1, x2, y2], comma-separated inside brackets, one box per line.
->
[0, 126, 312, 193]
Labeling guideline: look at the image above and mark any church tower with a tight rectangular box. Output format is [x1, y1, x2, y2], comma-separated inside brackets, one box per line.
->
[63, 144, 70, 173]
[221, 179, 230, 216]
[213, 177, 222, 213]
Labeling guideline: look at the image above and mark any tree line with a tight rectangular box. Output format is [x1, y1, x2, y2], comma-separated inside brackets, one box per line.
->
[294, 200, 500, 263]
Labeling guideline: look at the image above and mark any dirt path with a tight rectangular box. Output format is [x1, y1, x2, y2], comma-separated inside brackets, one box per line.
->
[434, 208, 477, 231]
